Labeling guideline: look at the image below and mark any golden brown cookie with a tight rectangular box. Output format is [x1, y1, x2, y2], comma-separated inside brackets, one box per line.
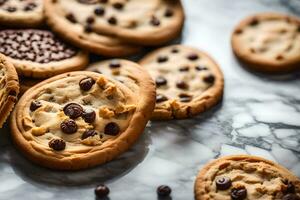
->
[0, 29, 89, 79]
[231, 13, 300, 73]
[195, 155, 300, 200]
[10, 71, 155, 170]
[0, 53, 19, 128]
[44, 0, 141, 57]
[139, 45, 224, 120]
[0, 0, 44, 27]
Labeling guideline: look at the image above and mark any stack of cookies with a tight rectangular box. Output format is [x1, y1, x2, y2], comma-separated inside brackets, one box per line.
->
[0, 0, 299, 199]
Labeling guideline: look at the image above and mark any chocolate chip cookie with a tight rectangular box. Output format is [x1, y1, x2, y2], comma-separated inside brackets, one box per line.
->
[139, 45, 224, 120]
[10, 71, 155, 170]
[0, 0, 44, 27]
[232, 13, 300, 73]
[0, 53, 19, 128]
[44, 0, 141, 57]
[0, 29, 89, 78]
[87, 59, 150, 93]
[195, 155, 300, 200]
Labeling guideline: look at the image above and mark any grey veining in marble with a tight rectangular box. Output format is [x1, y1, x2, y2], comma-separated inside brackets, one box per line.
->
[0, 0, 300, 199]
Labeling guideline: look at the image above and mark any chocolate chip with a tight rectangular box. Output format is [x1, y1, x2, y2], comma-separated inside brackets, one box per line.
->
[108, 16, 117, 25]
[283, 194, 300, 200]
[94, 7, 105, 16]
[24, 3, 37, 11]
[165, 8, 174, 17]
[86, 16, 95, 24]
[63, 103, 83, 119]
[216, 177, 232, 190]
[249, 18, 259, 26]
[6, 6, 16, 12]
[113, 2, 123, 10]
[156, 94, 168, 103]
[176, 80, 188, 89]
[66, 13, 77, 23]
[84, 25, 93, 33]
[195, 65, 208, 71]
[82, 108, 96, 123]
[187, 53, 199, 61]
[203, 74, 215, 84]
[30, 100, 42, 111]
[95, 184, 110, 198]
[179, 93, 192, 102]
[283, 180, 296, 194]
[231, 188, 247, 200]
[49, 139, 66, 151]
[79, 77, 95, 91]
[77, 0, 98, 4]
[179, 66, 189, 72]
[104, 122, 120, 136]
[60, 119, 78, 134]
[157, 56, 168, 63]
[109, 60, 121, 68]
[81, 130, 98, 140]
[0, 0, 7, 6]
[171, 48, 179, 53]
[150, 16, 160, 26]
[155, 76, 167, 87]
[157, 185, 172, 197]
[99, 0, 108, 3]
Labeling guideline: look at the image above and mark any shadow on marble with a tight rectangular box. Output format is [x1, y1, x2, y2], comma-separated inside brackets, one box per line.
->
[1, 127, 151, 188]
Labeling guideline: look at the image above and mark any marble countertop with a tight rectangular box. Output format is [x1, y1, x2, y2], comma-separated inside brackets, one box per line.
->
[0, 0, 300, 199]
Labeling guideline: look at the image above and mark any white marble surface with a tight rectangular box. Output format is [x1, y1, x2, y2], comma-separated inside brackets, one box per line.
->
[0, 0, 300, 199]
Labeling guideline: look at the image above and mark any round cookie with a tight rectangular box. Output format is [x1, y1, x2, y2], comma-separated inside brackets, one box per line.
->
[10, 71, 155, 170]
[0, 29, 89, 78]
[194, 155, 300, 200]
[87, 59, 149, 93]
[0, 53, 19, 128]
[44, 0, 141, 57]
[139, 45, 224, 120]
[0, 0, 44, 27]
[231, 13, 300, 73]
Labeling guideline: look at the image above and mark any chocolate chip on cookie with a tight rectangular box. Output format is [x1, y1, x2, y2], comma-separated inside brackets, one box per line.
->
[157, 185, 172, 197]
[82, 108, 96, 123]
[156, 94, 168, 103]
[30, 100, 42, 111]
[77, 0, 98, 4]
[108, 16, 117, 25]
[156, 77, 167, 87]
[195, 65, 208, 71]
[112, 2, 124, 10]
[95, 184, 110, 198]
[94, 7, 105, 16]
[187, 53, 199, 61]
[82, 130, 98, 140]
[63, 103, 83, 119]
[215, 177, 232, 190]
[104, 122, 120, 136]
[179, 93, 192, 102]
[179, 66, 189, 72]
[109, 60, 121, 68]
[61, 119, 78, 134]
[165, 8, 174, 17]
[203, 74, 215, 84]
[231, 187, 247, 200]
[49, 139, 66, 151]
[150, 16, 160, 26]
[176, 80, 188, 89]
[157, 55, 168, 63]
[66, 13, 77, 23]
[79, 77, 95, 91]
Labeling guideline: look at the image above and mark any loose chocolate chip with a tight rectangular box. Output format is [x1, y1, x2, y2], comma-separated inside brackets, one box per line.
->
[63, 103, 83, 119]
[150, 16, 160, 26]
[203, 74, 215, 84]
[171, 48, 179, 53]
[187, 53, 199, 61]
[82, 108, 96, 123]
[179, 93, 192, 102]
[155, 76, 167, 87]
[30, 100, 42, 111]
[49, 139, 66, 151]
[60, 119, 78, 134]
[282, 194, 300, 200]
[231, 188, 247, 200]
[249, 18, 259, 26]
[216, 177, 232, 190]
[157, 185, 172, 197]
[79, 77, 95, 91]
[81, 130, 98, 140]
[86, 16, 95, 24]
[113, 2, 123, 10]
[179, 66, 189, 72]
[195, 65, 208, 71]
[109, 60, 121, 68]
[156, 94, 168, 103]
[66, 13, 77, 23]
[6, 6, 16, 12]
[94, 7, 105, 16]
[176, 80, 188, 89]
[95, 184, 110, 198]
[157, 56, 168, 63]
[108, 16, 117, 25]
[104, 122, 120, 136]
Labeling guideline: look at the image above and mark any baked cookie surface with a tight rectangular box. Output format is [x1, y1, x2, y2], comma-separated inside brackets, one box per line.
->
[195, 155, 300, 200]
[0, 29, 89, 78]
[139, 45, 224, 120]
[0, 53, 19, 128]
[44, 0, 141, 57]
[0, 0, 44, 27]
[10, 71, 155, 170]
[232, 13, 300, 73]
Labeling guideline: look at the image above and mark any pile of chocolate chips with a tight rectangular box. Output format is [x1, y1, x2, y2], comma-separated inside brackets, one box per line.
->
[0, 30, 77, 64]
